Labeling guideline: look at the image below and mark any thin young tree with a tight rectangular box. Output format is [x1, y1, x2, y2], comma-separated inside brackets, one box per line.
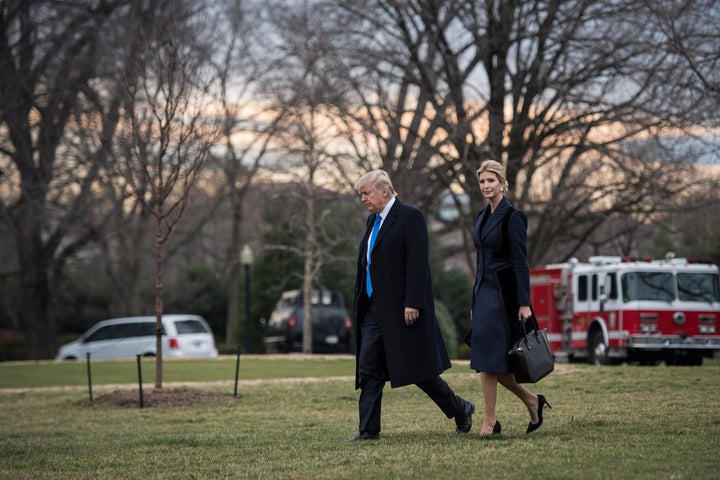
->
[112, 2, 221, 387]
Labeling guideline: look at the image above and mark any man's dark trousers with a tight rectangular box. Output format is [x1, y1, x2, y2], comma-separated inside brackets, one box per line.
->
[357, 300, 463, 434]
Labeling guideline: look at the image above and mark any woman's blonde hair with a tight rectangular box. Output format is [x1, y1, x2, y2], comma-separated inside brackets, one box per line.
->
[477, 160, 508, 193]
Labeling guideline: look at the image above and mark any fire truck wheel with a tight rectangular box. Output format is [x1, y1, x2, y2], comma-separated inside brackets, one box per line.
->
[666, 352, 703, 366]
[588, 329, 610, 366]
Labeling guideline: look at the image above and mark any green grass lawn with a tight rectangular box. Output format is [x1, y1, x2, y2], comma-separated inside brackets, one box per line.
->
[0, 355, 356, 390]
[1, 357, 719, 479]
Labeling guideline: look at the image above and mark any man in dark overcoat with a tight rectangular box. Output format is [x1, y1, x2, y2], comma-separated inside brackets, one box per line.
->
[346, 169, 474, 442]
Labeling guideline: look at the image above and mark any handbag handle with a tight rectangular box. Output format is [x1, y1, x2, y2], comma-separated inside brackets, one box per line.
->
[519, 317, 539, 350]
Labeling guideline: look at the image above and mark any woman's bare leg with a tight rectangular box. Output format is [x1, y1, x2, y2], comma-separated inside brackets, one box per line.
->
[480, 372, 500, 435]
[497, 373, 538, 424]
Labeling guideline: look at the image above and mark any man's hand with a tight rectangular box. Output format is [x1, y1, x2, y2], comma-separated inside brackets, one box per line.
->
[404, 307, 419, 326]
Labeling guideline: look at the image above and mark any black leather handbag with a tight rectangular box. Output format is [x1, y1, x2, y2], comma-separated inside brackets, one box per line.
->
[508, 318, 554, 383]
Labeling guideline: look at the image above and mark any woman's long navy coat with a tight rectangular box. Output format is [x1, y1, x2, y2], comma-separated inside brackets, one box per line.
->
[470, 197, 530, 373]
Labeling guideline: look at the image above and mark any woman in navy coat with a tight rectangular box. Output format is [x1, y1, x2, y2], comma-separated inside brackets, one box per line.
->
[471, 160, 551, 435]
[347, 169, 474, 442]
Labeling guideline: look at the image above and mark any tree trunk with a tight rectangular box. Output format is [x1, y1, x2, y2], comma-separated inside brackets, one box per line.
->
[225, 226, 239, 346]
[226, 259, 240, 345]
[155, 196, 164, 389]
[302, 171, 317, 354]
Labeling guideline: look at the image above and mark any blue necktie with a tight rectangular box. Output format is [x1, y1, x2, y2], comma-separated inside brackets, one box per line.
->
[366, 214, 382, 297]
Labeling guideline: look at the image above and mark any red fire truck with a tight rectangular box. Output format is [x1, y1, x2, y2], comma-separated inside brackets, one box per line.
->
[530, 254, 720, 366]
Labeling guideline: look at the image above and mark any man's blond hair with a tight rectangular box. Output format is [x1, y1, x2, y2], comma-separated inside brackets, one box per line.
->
[355, 169, 398, 197]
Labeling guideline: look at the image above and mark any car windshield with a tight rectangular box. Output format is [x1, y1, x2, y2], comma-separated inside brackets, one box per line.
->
[677, 273, 720, 303]
[621, 272, 675, 302]
[174, 320, 210, 334]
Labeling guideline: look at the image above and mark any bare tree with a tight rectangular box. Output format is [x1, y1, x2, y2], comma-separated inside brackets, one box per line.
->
[210, 0, 285, 348]
[642, 0, 719, 102]
[112, 1, 221, 387]
[259, 0, 355, 353]
[0, 0, 135, 358]
[330, 0, 717, 267]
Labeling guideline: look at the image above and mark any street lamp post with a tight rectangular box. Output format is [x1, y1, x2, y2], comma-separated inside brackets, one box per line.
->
[240, 244, 254, 354]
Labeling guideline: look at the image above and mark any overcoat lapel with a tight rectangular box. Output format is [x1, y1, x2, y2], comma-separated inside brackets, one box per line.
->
[370, 200, 401, 255]
[474, 205, 489, 244]
[479, 198, 511, 243]
[360, 216, 375, 269]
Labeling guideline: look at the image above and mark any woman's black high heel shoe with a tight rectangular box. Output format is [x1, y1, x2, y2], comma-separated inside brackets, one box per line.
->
[492, 420, 502, 435]
[480, 420, 502, 436]
[526, 394, 551, 434]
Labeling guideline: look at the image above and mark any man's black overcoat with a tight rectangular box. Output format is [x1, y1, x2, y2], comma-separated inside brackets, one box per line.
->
[353, 199, 452, 388]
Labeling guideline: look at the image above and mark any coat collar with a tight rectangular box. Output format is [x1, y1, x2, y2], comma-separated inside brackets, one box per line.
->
[479, 197, 512, 242]
[363, 198, 403, 248]
[373, 198, 402, 247]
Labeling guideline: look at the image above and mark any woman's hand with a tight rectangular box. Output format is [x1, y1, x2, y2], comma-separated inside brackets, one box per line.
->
[518, 305, 532, 322]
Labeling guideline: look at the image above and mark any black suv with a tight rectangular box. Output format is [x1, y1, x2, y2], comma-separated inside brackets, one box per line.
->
[263, 289, 352, 354]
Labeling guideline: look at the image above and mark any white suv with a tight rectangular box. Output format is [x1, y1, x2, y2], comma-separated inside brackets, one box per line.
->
[56, 315, 219, 360]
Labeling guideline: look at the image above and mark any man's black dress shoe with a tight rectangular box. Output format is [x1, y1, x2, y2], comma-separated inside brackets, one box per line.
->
[455, 399, 475, 436]
[345, 432, 381, 442]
